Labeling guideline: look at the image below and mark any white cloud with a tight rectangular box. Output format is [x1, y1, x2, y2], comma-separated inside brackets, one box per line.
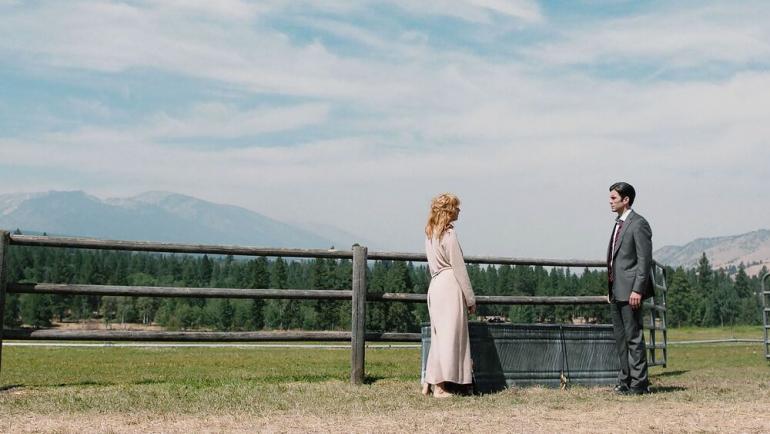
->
[389, 0, 542, 24]
[148, 103, 331, 139]
[147, 0, 267, 20]
[467, 0, 542, 22]
[525, 4, 770, 67]
[66, 98, 113, 118]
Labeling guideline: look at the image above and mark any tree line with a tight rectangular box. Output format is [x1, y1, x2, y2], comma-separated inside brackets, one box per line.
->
[2, 245, 766, 331]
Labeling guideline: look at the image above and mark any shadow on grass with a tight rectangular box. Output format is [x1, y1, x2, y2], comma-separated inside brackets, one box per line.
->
[364, 374, 384, 385]
[46, 374, 346, 388]
[652, 385, 687, 393]
[15, 372, 357, 390]
[652, 370, 689, 378]
[53, 380, 126, 387]
[0, 384, 24, 392]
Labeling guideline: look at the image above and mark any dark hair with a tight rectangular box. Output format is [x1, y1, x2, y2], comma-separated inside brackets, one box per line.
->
[609, 182, 636, 206]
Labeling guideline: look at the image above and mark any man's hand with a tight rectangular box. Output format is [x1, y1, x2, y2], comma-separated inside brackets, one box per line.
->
[468, 304, 476, 314]
[629, 292, 642, 310]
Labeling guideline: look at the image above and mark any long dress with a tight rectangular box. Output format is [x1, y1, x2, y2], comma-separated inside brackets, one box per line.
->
[424, 228, 476, 385]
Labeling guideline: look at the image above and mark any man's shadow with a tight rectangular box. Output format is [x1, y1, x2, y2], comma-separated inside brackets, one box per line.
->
[650, 385, 687, 393]
[652, 369, 688, 378]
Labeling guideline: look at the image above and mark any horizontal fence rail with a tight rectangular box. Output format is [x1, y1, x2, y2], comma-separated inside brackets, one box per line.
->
[9, 234, 606, 267]
[0, 231, 669, 383]
[2, 329, 421, 342]
[368, 250, 605, 267]
[8, 234, 354, 259]
[370, 292, 610, 305]
[6, 283, 610, 305]
[7, 283, 354, 300]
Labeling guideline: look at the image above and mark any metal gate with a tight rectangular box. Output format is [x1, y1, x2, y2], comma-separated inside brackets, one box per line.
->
[647, 261, 668, 367]
[762, 273, 770, 360]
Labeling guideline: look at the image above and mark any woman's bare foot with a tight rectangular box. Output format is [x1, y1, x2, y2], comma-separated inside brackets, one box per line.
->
[433, 383, 453, 398]
[421, 383, 431, 396]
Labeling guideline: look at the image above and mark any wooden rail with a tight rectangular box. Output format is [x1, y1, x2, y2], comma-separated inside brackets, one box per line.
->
[2, 329, 421, 342]
[5, 283, 613, 306]
[8, 234, 606, 267]
[0, 231, 668, 382]
[7, 283, 354, 300]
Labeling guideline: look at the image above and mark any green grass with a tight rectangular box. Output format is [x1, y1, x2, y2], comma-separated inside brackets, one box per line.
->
[0, 345, 421, 414]
[666, 325, 764, 341]
[0, 327, 768, 432]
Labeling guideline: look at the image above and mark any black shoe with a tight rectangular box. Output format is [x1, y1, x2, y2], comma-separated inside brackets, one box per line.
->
[613, 383, 629, 394]
[625, 385, 651, 395]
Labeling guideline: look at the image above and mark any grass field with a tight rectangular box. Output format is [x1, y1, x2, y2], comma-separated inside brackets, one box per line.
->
[1, 327, 769, 433]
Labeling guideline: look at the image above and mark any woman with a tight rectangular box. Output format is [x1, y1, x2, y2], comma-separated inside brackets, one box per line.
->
[422, 193, 476, 398]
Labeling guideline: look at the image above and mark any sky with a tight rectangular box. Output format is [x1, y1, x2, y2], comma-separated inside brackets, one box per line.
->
[1, 0, 769, 259]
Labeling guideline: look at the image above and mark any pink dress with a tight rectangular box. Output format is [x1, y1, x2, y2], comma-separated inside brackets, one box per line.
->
[424, 228, 476, 385]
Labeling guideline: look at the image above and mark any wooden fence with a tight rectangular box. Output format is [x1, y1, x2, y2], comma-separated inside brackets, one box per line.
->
[0, 230, 668, 383]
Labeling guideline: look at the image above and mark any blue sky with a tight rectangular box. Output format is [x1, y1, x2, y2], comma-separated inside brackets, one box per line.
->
[1, 0, 769, 258]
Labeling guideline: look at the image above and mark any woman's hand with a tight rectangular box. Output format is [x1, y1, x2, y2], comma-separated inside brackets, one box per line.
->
[468, 304, 476, 314]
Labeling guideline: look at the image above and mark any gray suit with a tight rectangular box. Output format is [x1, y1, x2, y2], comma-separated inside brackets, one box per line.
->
[607, 210, 653, 389]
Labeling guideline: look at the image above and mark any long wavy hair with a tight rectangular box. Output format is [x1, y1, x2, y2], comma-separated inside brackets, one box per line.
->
[424, 193, 460, 240]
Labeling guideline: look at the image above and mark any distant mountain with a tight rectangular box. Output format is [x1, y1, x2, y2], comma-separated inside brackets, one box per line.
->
[654, 229, 770, 276]
[0, 190, 360, 249]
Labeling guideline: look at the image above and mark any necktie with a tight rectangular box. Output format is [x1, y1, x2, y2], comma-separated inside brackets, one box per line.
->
[608, 219, 624, 282]
[613, 219, 624, 249]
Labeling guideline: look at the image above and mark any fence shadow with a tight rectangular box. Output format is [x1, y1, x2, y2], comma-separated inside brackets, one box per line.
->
[363, 374, 384, 385]
[0, 384, 24, 393]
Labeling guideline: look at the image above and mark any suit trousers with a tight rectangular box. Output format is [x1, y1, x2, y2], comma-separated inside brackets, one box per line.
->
[611, 301, 649, 388]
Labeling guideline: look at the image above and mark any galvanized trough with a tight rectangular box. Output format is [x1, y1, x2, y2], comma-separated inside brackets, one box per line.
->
[421, 321, 620, 393]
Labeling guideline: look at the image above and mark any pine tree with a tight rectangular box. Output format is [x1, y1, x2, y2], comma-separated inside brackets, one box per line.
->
[384, 261, 417, 332]
[734, 264, 751, 298]
[3, 294, 21, 327]
[20, 294, 53, 328]
[697, 253, 716, 326]
[667, 267, 695, 326]
[264, 258, 288, 329]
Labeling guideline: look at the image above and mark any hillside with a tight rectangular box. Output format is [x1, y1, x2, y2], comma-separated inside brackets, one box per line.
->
[0, 190, 353, 249]
[654, 229, 770, 275]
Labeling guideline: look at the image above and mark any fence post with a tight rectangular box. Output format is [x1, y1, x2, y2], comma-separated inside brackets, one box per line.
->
[0, 230, 10, 375]
[351, 244, 368, 385]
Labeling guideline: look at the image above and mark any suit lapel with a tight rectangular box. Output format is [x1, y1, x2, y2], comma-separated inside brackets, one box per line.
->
[612, 211, 634, 259]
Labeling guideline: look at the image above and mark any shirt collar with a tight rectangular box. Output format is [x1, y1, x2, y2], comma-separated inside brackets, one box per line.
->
[616, 208, 633, 223]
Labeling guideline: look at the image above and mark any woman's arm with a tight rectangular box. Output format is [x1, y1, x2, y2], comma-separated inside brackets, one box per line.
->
[446, 230, 476, 308]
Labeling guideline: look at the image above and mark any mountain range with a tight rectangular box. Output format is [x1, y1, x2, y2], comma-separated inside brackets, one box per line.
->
[0, 191, 366, 249]
[2, 191, 768, 275]
[654, 229, 770, 276]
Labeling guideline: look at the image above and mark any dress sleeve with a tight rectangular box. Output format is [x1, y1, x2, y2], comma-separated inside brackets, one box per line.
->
[445, 230, 476, 307]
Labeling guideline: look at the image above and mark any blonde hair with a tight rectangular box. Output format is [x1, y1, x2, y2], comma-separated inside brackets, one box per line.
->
[425, 193, 460, 240]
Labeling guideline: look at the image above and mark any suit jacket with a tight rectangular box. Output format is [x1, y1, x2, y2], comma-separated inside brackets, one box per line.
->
[607, 210, 655, 302]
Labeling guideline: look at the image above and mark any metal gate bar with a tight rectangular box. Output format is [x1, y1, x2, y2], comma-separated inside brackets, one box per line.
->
[646, 262, 668, 367]
[762, 272, 770, 360]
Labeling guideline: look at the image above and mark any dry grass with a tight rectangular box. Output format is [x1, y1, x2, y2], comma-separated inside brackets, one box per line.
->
[1, 327, 769, 433]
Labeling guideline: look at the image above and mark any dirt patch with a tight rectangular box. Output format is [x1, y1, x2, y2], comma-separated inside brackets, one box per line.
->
[5, 399, 770, 433]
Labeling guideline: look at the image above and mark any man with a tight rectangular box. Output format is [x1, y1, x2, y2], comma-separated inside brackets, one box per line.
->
[607, 182, 654, 395]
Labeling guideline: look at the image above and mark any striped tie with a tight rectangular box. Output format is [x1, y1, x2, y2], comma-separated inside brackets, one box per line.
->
[608, 219, 624, 282]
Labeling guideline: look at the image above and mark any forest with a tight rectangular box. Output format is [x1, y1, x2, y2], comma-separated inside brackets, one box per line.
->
[2, 244, 766, 332]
